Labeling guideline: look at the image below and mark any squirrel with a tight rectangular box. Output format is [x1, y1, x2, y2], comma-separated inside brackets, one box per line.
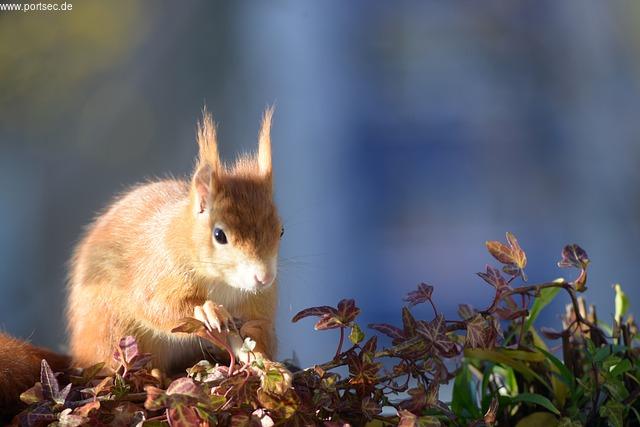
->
[0, 108, 282, 412]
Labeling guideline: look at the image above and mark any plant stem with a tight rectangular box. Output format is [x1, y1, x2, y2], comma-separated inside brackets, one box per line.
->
[335, 327, 345, 359]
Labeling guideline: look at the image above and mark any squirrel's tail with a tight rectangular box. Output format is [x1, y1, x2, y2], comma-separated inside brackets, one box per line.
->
[0, 332, 70, 417]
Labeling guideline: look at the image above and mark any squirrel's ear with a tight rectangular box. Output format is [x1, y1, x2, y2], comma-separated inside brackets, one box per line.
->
[258, 106, 274, 177]
[192, 165, 218, 214]
[193, 108, 220, 214]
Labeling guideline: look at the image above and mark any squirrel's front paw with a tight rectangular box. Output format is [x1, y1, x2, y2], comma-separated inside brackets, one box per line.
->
[194, 300, 233, 333]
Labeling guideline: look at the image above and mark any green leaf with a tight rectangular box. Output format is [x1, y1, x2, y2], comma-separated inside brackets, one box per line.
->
[515, 412, 558, 427]
[465, 348, 552, 392]
[614, 283, 629, 322]
[536, 346, 575, 390]
[599, 401, 625, 427]
[493, 365, 518, 397]
[350, 323, 365, 345]
[524, 283, 562, 332]
[602, 377, 629, 401]
[510, 393, 561, 415]
[451, 362, 481, 419]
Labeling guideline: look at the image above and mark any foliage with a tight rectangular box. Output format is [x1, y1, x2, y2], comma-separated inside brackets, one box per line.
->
[13, 233, 640, 426]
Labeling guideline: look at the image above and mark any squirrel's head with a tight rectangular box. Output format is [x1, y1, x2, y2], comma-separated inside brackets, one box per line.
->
[189, 107, 282, 293]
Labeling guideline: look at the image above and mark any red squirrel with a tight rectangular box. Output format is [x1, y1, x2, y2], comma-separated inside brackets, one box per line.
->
[0, 108, 282, 410]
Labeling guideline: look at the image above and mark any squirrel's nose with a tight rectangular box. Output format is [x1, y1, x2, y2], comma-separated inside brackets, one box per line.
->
[254, 271, 275, 287]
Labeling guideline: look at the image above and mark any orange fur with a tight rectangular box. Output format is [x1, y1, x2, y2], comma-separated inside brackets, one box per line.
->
[67, 109, 281, 373]
[0, 333, 70, 416]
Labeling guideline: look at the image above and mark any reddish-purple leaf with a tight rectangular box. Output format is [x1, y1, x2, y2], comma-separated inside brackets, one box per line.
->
[477, 265, 509, 290]
[336, 299, 360, 324]
[128, 353, 153, 372]
[361, 336, 378, 354]
[361, 396, 382, 419]
[171, 317, 206, 334]
[166, 377, 203, 398]
[403, 283, 434, 307]
[558, 244, 589, 269]
[292, 299, 359, 331]
[465, 315, 488, 349]
[540, 326, 567, 340]
[457, 304, 477, 320]
[314, 315, 343, 331]
[167, 405, 201, 427]
[116, 336, 139, 364]
[402, 307, 417, 336]
[399, 386, 427, 413]
[416, 314, 459, 357]
[144, 385, 167, 411]
[495, 307, 528, 321]
[40, 359, 60, 402]
[368, 323, 404, 341]
[291, 306, 337, 323]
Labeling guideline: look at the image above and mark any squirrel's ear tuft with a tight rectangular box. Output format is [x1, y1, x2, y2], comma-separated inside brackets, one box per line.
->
[197, 107, 220, 170]
[193, 107, 220, 214]
[258, 106, 274, 176]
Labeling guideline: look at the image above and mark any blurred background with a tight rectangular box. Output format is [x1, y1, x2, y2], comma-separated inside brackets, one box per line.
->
[0, 1, 639, 371]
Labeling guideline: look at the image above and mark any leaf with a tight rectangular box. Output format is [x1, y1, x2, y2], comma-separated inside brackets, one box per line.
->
[55, 383, 72, 405]
[292, 299, 360, 330]
[402, 307, 417, 336]
[535, 346, 575, 391]
[361, 396, 382, 419]
[291, 306, 338, 323]
[465, 314, 496, 349]
[82, 362, 106, 382]
[451, 362, 480, 418]
[457, 304, 476, 320]
[57, 408, 87, 427]
[416, 314, 459, 357]
[557, 244, 589, 269]
[464, 348, 551, 391]
[349, 323, 365, 345]
[166, 377, 207, 402]
[256, 389, 299, 419]
[368, 323, 404, 341]
[171, 317, 206, 334]
[540, 327, 566, 340]
[524, 284, 562, 332]
[167, 405, 201, 427]
[477, 265, 510, 290]
[20, 382, 44, 405]
[260, 361, 293, 395]
[336, 299, 361, 325]
[599, 401, 625, 427]
[72, 401, 100, 417]
[510, 393, 561, 415]
[557, 244, 589, 292]
[486, 232, 527, 280]
[614, 283, 629, 322]
[116, 336, 139, 364]
[514, 412, 558, 427]
[404, 283, 434, 307]
[40, 359, 60, 402]
[144, 385, 168, 411]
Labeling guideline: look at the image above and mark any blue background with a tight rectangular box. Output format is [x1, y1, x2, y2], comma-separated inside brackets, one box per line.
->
[0, 1, 638, 371]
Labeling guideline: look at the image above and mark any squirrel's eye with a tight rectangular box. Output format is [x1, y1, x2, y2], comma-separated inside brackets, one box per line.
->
[213, 228, 228, 244]
[280, 226, 285, 238]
